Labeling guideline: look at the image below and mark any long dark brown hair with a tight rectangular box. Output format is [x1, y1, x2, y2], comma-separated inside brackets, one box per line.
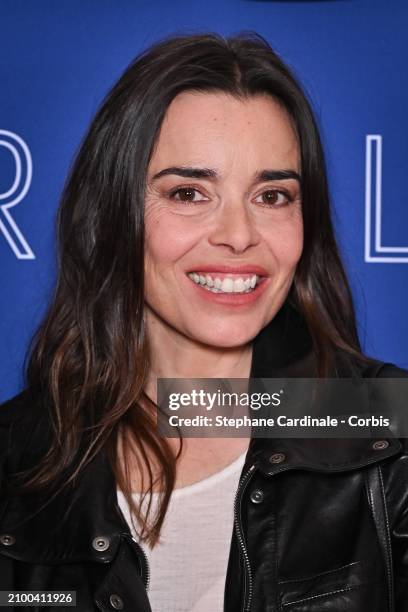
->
[18, 31, 374, 546]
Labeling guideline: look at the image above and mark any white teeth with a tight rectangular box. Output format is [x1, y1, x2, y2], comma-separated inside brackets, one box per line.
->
[221, 278, 234, 293]
[233, 278, 245, 292]
[188, 272, 263, 294]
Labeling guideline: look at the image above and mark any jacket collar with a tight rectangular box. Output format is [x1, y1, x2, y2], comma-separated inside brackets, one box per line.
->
[0, 301, 402, 564]
[247, 300, 401, 474]
[1, 441, 126, 564]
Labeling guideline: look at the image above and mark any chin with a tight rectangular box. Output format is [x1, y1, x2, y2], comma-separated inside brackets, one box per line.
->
[189, 321, 263, 350]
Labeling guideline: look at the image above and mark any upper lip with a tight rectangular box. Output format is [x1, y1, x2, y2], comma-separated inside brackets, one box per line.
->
[186, 264, 268, 276]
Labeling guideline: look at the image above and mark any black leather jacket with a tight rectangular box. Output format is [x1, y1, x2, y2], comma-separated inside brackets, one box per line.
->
[1, 304, 408, 611]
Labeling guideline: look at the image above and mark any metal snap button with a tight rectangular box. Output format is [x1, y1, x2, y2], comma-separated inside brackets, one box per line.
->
[0, 534, 15, 546]
[109, 594, 124, 610]
[92, 536, 110, 552]
[250, 489, 264, 504]
[372, 440, 389, 451]
[269, 452, 286, 464]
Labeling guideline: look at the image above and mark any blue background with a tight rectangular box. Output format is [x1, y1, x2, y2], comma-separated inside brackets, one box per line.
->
[1, 0, 407, 402]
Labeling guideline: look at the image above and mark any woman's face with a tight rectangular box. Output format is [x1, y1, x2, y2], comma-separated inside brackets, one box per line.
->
[144, 91, 303, 348]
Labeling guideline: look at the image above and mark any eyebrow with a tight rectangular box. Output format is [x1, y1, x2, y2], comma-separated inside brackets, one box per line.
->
[150, 166, 301, 184]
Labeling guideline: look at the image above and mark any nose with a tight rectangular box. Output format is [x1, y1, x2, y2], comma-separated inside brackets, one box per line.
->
[208, 200, 261, 254]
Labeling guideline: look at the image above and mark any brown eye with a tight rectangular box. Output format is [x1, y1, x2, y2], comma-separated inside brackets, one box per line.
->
[255, 190, 290, 207]
[176, 188, 195, 201]
[168, 187, 208, 203]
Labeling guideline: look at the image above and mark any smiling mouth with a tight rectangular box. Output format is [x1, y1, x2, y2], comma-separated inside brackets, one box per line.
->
[187, 272, 264, 294]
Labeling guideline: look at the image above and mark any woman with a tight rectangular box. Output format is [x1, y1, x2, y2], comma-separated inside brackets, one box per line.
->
[0, 31, 407, 612]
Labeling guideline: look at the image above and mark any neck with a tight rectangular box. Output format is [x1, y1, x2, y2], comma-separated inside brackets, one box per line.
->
[144, 309, 253, 401]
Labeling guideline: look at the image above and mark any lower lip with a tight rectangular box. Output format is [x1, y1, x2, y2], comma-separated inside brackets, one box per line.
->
[186, 276, 269, 306]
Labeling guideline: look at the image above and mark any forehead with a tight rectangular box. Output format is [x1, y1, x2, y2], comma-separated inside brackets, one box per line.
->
[149, 91, 300, 174]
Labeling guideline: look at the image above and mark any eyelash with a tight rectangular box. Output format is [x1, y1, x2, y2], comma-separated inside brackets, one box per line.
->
[166, 186, 295, 207]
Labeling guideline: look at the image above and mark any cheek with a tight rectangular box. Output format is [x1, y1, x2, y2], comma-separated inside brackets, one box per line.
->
[144, 211, 202, 269]
[288, 225, 304, 265]
[263, 216, 304, 269]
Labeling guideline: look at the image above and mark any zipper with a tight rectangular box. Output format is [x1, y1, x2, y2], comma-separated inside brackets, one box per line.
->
[233, 463, 257, 612]
[114, 497, 151, 590]
[131, 535, 151, 590]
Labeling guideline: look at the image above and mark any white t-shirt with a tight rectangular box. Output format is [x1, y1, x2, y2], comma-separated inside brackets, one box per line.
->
[116, 451, 247, 612]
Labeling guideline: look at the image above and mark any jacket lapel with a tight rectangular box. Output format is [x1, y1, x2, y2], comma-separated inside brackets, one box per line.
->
[247, 301, 402, 474]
